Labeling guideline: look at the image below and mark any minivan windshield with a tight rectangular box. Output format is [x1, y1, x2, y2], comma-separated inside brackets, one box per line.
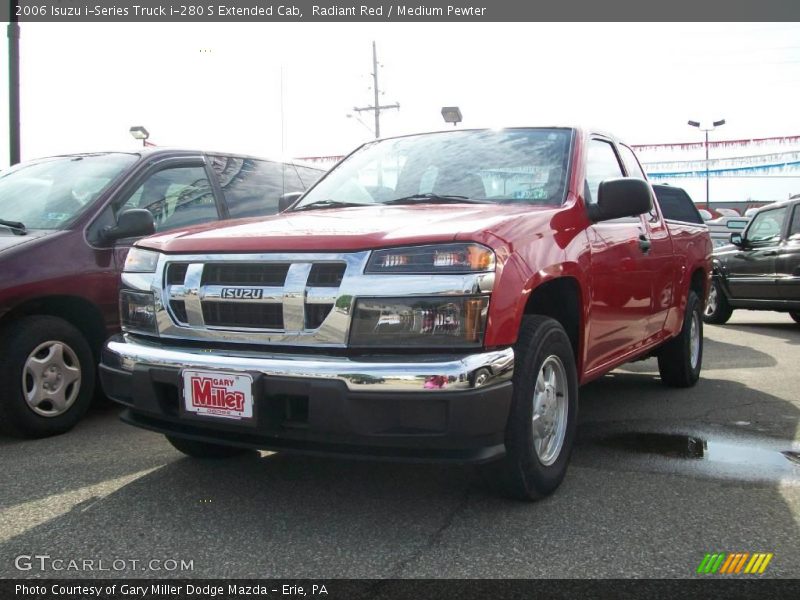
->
[0, 153, 138, 230]
[292, 128, 572, 211]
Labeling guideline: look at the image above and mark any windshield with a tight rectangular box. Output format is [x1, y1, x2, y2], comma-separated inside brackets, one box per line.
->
[0, 153, 138, 230]
[293, 128, 572, 210]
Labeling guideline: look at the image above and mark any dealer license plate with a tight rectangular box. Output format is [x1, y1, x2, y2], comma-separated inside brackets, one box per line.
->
[182, 369, 254, 421]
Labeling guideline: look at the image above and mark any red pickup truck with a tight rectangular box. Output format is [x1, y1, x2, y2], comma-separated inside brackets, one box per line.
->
[100, 128, 712, 500]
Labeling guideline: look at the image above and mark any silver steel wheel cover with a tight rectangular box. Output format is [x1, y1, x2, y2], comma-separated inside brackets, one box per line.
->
[690, 312, 701, 369]
[22, 341, 82, 417]
[705, 284, 718, 317]
[532, 355, 568, 466]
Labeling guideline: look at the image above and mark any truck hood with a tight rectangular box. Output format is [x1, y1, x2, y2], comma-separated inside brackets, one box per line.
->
[138, 204, 560, 254]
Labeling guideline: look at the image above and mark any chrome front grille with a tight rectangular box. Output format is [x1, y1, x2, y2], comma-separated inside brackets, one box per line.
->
[121, 250, 495, 348]
[201, 263, 290, 286]
[164, 259, 350, 334]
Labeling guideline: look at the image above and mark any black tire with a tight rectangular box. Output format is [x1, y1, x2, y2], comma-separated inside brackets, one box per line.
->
[0, 316, 95, 438]
[166, 435, 251, 459]
[487, 315, 579, 501]
[790, 312, 800, 324]
[702, 278, 733, 325]
[658, 291, 703, 388]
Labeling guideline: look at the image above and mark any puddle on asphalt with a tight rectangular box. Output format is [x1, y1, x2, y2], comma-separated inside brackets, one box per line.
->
[593, 432, 800, 482]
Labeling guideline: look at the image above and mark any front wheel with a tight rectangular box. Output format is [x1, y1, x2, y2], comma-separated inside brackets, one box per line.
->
[658, 290, 703, 388]
[790, 312, 800, 324]
[489, 315, 578, 501]
[703, 279, 733, 324]
[0, 316, 95, 438]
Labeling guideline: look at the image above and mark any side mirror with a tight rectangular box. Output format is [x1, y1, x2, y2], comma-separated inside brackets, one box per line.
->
[730, 232, 743, 246]
[100, 209, 155, 244]
[279, 192, 303, 213]
[589, 178, 653, 222]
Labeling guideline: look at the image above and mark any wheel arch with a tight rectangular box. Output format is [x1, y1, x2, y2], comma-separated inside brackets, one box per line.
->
[0, 296, 108, 360]
[521, 274, 584, 373]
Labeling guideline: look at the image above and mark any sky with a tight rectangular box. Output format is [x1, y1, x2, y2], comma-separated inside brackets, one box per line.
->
[1, 22, 799, 203]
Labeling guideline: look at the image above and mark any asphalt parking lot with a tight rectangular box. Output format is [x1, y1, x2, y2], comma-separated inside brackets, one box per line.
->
[1, 312, 798, 579]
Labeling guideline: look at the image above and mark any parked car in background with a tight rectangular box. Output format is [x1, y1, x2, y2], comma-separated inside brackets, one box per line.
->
[705, 197, 800, 324]
[100, 127, 711, 501]
[698, 208, 714, 222]
[715, 208, 741, 217]
[0, 149, 323, 437]
[652, 184, 704, 224]
[706, 215, 751, 249]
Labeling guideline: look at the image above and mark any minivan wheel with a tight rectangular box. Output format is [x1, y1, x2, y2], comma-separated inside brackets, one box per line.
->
[485, 315, 578, 501]
[0, 316, 95, 438]
[166, 435, 251, 459]
[658, 291, 703, 388]
[703, 279, 733, 324]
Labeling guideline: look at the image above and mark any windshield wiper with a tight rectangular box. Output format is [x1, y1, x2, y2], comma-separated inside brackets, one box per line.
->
[383, 193, 491, 205]
[0, 219, 27, 235]
[291, 200, 369, 212]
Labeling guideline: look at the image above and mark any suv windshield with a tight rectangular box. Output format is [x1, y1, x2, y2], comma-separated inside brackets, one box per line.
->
[0, 153, 138, 230]
[293, 128, 572, 210]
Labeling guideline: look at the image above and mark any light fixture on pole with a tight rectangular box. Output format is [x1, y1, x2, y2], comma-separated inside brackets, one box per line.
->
[129, 126, 150, 147]
[688, 118, 725, 210]
[441, 106, 462, 127]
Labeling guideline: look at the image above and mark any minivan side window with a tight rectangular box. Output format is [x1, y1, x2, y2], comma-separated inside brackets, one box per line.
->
[210, 156, 320, 219]
[118, 166, 217, 232]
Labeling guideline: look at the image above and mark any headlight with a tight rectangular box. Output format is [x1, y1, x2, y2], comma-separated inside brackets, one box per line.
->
[120, 290, 158, 335]
[124, 248, 160, 273]
[366, 243, 495, 274]
[349, 296, 488, 348]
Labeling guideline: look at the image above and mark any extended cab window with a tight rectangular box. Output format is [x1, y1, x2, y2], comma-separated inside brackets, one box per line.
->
[118, 166, 218, 232]
[585, 139, 625, 205]
[746, 207, 787, 244]
[653, 186, 704, 224]
[210, 156, 321, 218]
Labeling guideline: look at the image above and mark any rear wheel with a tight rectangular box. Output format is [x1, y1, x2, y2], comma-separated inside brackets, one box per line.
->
[703, 279, 733, 324]
[487, 315, 578, 501]
[166, 435, 251, 459]
[0, 316, 95, 438]
[658, 291, 703, 388]
[790, 312, 800, 324]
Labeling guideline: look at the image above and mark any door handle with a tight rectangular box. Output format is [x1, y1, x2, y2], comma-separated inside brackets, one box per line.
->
[638, 234, 651, 253]
[763, 250, 778, 256]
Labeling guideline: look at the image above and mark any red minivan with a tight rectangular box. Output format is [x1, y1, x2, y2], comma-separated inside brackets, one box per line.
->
[0, 148, 322, 438]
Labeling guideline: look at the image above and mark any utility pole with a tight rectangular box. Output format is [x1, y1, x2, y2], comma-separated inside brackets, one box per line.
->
[8, 5, 21, 165]
[353, 41, 399, 139]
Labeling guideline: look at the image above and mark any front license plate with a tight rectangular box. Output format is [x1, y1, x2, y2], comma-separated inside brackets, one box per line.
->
[182, 369, 254, 421]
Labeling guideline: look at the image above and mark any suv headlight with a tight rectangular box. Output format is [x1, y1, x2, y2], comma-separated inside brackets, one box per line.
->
[350, 296, 489, 348]
[366, 243, 495, 274]
[124, 248, 160, 273]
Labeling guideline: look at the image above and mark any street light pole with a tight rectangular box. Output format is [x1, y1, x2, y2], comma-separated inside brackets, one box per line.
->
[688, 119, 725, 211]
[8, 8, 21, 165]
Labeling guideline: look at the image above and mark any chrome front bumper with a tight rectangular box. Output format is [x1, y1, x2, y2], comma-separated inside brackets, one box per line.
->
[102, 335, 514, 393]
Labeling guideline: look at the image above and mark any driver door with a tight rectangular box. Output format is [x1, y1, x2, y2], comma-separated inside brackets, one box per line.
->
[726, 206, 788, 300]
